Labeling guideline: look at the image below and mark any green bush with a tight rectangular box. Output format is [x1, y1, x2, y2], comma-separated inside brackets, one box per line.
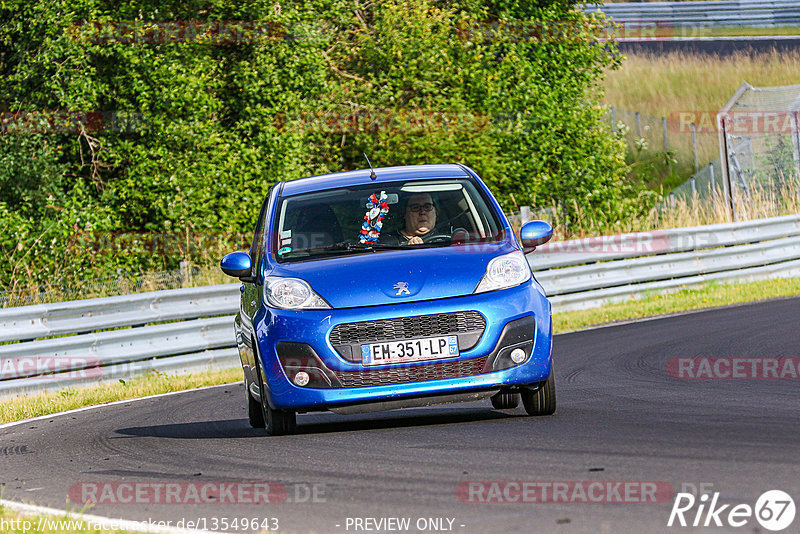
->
[0, 0, 642, 291]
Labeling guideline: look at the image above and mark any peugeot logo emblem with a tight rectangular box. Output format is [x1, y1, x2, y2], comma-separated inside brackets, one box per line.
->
[393, 282, 411, 296]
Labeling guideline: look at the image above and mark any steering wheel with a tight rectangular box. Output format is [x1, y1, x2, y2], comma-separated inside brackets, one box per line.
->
[420, 234, 452, 244]
[420, 226, 471, 244]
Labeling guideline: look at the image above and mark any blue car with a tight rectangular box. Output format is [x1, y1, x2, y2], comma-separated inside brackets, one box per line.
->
[220, 164, 555, 435]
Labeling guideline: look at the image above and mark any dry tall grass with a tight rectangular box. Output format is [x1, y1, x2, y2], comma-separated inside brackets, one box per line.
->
[615, 177, 800, 237]
[604, 51, 800, 164]
[604, 51, 800, 118]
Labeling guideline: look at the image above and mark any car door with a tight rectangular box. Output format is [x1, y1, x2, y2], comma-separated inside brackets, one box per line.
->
[240, 185, 278, 388]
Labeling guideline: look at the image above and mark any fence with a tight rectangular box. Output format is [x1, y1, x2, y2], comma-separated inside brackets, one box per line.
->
[585, 1, 800, 29]
[3, 213, 800, 398]
[670, 159, 724, 201]
[608, 107, 718, 175]
[717, 82, 800, 219]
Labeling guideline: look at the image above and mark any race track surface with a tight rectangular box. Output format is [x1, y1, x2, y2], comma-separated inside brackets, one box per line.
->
[2, 297, 800, 533]
[618, 36, 800, 56]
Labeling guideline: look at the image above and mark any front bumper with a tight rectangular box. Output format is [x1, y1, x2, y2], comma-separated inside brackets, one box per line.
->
[254, 281, 552, 411]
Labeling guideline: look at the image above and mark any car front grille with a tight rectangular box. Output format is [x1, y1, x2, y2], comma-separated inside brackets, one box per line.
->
[334, 355, 489, 388]
[329, 311, 486, 362]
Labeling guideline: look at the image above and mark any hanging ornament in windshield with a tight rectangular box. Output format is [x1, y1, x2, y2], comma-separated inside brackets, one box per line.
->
[359, 191, 389, 243]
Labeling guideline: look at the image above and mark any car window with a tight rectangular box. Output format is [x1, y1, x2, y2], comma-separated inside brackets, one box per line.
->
[273, 178, 505, 262]
[250, 184, 277, 275]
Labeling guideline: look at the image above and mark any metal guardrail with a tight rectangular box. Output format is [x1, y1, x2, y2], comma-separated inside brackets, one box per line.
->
[0, 286, 241, 398]
[2, 213, 800, 397]
[532, 214, 800, 311]
[585, 1, 800, 28]
[0, 283, 240, 343]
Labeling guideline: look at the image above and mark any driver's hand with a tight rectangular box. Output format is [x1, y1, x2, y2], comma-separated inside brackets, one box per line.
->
[407, 236, 424, 245]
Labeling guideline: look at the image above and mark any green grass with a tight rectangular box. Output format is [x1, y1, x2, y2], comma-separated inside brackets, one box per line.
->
[0, 367, 241, 425]
[693, 26, 800, 38]
[553, 277, 800, 333]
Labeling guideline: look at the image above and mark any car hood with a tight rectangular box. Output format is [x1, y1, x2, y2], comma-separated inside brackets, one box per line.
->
[267, 242, 518, 309]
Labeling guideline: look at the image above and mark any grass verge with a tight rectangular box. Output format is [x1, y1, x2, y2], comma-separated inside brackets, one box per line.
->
[553, 277, 800, 333]
[0, 367, 241, 425]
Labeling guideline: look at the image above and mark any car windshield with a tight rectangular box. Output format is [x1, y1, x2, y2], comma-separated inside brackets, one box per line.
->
[273, 178, 505, 262]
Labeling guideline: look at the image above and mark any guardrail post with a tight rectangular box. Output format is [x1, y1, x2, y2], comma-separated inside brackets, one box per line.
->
[180, 261, 192, 286]
[717, 114, 735, 221]
[709, 163, 716, 199]
[791, 111, 800, 178]
[691, 123, 698, 172]
[520, 206, 531, 224]
[636, 112, 642, 138]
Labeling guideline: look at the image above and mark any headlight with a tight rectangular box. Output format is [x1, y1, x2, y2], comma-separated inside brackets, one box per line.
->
[474, 251, 531, 294]
[264, 277, 331, 310]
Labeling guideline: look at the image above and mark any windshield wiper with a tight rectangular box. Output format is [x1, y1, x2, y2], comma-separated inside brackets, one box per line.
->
[290, 241, 407, 255]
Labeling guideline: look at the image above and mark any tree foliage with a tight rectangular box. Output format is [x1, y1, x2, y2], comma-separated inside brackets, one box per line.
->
[0, 0, 636, 289]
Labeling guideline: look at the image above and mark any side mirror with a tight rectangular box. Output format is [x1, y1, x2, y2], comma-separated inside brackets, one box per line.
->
[520, 220, 553, 253]
[220, 251, 253, 280]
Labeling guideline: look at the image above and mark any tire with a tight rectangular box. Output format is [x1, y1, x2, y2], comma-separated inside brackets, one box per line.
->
[256, 360, 296, 436]
[521, 368, 556, 416]
[247, 379, 265, 429]
[263, 399, 297, 436]
[490, 391, 520, 410]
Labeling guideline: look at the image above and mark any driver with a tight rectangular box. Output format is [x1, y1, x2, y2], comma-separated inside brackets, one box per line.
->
[395, 193, 437, 245]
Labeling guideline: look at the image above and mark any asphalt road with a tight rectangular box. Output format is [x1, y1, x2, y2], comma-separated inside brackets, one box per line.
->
[618, 36, 800, 56]
[2, 297, 800, 533]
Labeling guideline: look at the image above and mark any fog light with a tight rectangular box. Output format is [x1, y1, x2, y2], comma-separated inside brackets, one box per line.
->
[294, 371, 310, 386]
[510, 348, 527, 364]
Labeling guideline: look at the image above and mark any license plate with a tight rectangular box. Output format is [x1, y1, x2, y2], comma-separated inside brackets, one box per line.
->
[361, 335, 459, 366]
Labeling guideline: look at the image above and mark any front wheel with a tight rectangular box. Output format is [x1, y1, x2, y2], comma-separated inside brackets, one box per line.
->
[256, 364, 296, 436]
[263, 402, 297, 436]
[521, 368, 556, 416]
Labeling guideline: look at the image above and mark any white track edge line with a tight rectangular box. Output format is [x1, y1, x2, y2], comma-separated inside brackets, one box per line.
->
[0, 382, 240, 431]
[0, 498, 222, 534]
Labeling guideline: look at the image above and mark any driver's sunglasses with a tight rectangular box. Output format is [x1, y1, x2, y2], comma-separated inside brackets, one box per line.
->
[408, 202, 435, 213]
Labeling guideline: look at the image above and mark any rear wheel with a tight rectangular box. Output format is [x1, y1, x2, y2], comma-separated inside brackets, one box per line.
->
[521, 368, 556, 416]
[490, 391, 520, 410]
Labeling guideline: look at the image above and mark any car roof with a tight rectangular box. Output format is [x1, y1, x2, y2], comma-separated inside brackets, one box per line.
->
[279, 164, 472, 196]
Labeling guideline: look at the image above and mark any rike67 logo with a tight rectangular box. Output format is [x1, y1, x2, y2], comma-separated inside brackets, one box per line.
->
[668, 490, 796, 531]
